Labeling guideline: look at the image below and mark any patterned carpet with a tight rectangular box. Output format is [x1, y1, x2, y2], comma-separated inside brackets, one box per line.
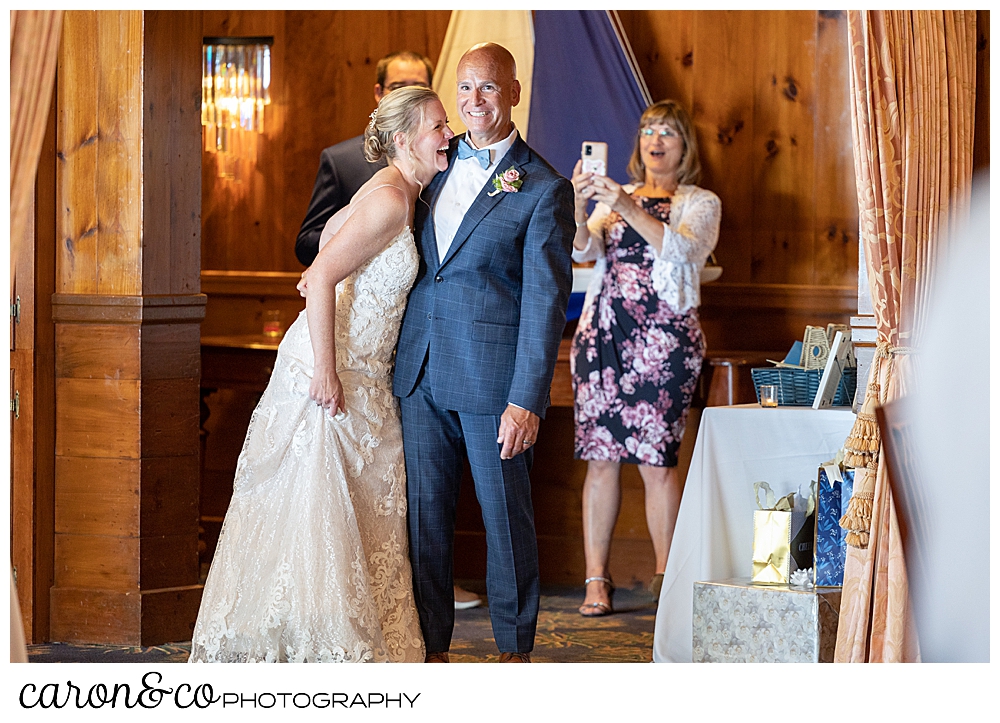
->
[27, 583, 657, 663]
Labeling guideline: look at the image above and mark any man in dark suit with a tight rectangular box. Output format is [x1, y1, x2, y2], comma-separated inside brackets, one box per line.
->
[394, 43, 575, 663]
[294, 51, 433, 266]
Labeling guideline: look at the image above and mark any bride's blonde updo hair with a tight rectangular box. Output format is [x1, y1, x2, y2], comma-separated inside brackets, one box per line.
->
[363, 85, 441, 163]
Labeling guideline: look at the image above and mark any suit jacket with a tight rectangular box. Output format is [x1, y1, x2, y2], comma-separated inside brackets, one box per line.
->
[393, 136, 575, 418]
[295, 135, 387, 266]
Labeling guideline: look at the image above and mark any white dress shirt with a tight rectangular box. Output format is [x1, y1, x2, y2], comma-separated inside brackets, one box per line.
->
[433, 127, 519, 265]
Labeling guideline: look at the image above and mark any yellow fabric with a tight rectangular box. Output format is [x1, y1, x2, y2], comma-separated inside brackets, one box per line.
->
[9, 10, 63, 277]
[837, 10, 976, 663]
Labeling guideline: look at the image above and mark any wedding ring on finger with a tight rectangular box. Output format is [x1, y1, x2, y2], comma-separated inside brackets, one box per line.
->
[523, 440, 534, 446]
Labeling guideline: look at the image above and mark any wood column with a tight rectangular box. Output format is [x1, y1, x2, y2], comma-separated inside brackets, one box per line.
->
[49, 10, 206, 645]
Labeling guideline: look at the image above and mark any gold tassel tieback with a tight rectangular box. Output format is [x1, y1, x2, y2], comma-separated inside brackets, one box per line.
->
[843, 410, 879, 467]
[840, 462, 876, 550]
[845, 529, 870, 549]
[843, 379, 882, 469]
[838, 342, 914, 550]
[840, 490, 873, 547]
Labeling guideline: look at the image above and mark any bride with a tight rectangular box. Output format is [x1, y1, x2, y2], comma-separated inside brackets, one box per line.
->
[189, 86, 454, 663]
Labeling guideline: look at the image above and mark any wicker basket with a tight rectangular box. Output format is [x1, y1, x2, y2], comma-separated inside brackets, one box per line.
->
[751, 366, 858, 407]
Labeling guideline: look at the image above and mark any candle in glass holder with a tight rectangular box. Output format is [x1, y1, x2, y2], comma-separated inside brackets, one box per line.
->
[263, 309, 282, 337]
[759, 384, 778, 408]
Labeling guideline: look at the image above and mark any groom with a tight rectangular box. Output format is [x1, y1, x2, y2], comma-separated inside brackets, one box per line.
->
[394, 43, 574, 663]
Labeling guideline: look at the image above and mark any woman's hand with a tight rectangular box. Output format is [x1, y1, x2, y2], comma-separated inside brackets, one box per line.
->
[586, 174, 633, 216]
[309, 365, 346, 417]
[297, 268, 310, 298]
[571, 159, 596, 221]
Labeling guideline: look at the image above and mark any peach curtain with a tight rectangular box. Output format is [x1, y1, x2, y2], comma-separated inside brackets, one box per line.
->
[836, 10, 977, 663]
[10, 10, 63, 268]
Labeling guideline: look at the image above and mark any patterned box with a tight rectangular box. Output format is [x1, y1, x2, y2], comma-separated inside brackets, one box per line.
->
[813, 466, 855, 587]
[692, 579, 841, 663]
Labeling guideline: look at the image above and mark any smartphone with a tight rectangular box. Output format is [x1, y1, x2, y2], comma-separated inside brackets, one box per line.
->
[581, 141, 608, 176]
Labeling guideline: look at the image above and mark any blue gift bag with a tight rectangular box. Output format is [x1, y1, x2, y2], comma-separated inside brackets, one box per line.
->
[813, 465, 855, 587]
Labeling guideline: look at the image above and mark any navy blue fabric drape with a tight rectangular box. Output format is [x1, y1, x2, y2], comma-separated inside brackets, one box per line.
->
[527, 10, 648, 185]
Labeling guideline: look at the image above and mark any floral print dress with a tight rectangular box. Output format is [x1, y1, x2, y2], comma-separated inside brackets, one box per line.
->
[571, 195, 705, 467]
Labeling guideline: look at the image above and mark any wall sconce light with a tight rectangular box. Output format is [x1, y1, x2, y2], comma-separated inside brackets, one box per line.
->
[202, 36, 273, 179]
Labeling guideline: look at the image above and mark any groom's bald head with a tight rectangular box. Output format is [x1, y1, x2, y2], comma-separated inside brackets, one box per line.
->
[458, 43, 518, 83]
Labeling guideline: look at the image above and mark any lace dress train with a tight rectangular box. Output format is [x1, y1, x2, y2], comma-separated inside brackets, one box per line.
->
[189, 229, 424, 663]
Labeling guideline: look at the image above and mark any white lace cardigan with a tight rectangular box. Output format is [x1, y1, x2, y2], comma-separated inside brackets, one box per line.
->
[572, 183, 721, 315]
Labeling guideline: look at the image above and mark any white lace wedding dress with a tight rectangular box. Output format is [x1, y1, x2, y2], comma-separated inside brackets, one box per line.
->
[189, 228, 425, 663]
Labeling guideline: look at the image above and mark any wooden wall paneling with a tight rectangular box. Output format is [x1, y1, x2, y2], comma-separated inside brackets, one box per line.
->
[690, 10, 757, 285]
[140, 455, 201, 536]
[256, 12, 287, 274]
[95, 10, 143, 296]
[51, 10, 205, 645]
[201, 297, 305, 338]
[201, 11, 286, 273]
[813, 10, 858, 287]
[617, 10, 695, 109]
[55, 534, 140, 590]
[56, 11, 99, 295]
[145, 10, 203, 295]
[201, 11, 275, 272]
[699, 282, 856, 352]
[140, 533, 200, 590]
[751, 11, 818, 285]
[54, 323, 139, 378]
[203, 9, 281, 39]
[199, 270, 304, 337]
[281, 9, 343, 245]
[52, 582, 206, 648]
[141, 322, 201, 379]
[55, 376, 142, 458]
[139, 586, 204, 645]
[49, 588, 141, 645]
[140, 378, 200, 457]
[382, 9, 452, 66]
[54, 458, 140, 536]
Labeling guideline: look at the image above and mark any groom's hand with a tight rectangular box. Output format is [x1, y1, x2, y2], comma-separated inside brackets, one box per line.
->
[498, 404, 540, 459]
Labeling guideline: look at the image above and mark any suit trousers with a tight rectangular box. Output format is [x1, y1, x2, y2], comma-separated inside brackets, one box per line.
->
[400, 371, 540, 655]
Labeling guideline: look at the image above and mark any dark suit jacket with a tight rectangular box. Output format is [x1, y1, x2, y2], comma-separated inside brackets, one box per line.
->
[393, 136, 575, 418]
[295, 135, 387, 266]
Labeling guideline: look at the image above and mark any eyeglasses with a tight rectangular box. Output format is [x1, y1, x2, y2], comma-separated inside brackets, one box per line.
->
[640, 127, 679, 139]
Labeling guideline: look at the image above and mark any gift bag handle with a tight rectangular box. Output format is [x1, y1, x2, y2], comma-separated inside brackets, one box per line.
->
[754, 481, 796, 511]
[754, 481, 776, 510]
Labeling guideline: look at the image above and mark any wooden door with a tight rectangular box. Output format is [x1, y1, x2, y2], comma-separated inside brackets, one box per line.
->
[10, 93, 57, 644]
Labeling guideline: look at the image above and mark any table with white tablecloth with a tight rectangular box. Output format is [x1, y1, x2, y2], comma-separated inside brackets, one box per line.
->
[652, 404, 855, 663]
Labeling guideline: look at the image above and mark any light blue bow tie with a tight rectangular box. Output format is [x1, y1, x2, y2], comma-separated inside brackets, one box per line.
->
[456, 138, 492, 169]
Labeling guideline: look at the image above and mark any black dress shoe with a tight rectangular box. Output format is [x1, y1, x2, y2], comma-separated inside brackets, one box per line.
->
[498, 652, 531, 663]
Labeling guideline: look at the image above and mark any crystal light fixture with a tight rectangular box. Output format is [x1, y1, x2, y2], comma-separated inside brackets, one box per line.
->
[201, 36, 272, 179]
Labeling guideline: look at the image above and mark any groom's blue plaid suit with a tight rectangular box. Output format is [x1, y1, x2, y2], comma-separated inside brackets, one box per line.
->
[394, 135, 574, 654]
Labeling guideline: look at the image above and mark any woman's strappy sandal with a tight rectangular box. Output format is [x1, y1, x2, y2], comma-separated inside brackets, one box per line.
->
[578, 576, 615, 617]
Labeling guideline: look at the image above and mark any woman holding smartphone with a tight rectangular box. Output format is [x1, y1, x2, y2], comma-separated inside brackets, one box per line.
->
[569, 100, 720, 616]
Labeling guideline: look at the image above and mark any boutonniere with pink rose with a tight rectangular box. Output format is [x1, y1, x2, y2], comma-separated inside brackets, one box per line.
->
[488, 167, 523, 197]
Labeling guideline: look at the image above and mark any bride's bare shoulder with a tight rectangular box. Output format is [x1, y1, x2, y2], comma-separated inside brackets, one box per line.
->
[351, 175, 410, 222]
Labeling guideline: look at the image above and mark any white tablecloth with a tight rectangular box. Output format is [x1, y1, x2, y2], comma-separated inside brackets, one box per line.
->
[652, 404, 855, 663]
